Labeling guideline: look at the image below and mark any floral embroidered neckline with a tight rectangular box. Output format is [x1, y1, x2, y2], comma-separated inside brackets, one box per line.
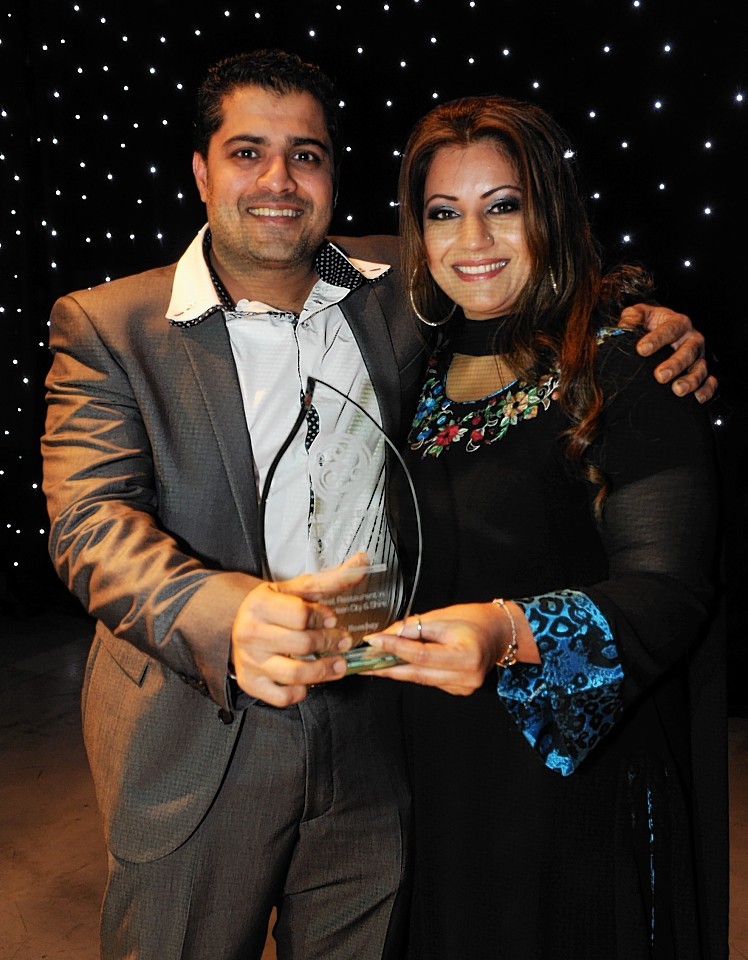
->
[409, 362, 560, 457]
[408, 326, 624, 458]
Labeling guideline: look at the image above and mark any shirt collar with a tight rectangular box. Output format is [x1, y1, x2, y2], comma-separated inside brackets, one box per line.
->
[167, 224, 391, 327]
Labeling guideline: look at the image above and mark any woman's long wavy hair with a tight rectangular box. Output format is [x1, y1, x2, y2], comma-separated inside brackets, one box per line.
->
[398, 95, 653, 508]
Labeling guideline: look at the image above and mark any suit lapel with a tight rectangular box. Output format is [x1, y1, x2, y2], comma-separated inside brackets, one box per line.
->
[177, 310, 261, 569]
[172, 277, 401, 571]
[339, 282, 401, 441]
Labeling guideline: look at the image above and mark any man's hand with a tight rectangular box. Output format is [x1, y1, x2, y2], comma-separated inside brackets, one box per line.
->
[230, 554, 368, 707]
[619, 304, 717, 403]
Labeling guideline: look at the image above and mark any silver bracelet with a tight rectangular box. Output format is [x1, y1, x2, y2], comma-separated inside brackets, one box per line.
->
[492, 598, 518, 668]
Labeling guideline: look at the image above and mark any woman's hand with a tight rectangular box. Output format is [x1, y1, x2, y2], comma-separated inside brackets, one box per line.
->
[364, 601, 539, 696]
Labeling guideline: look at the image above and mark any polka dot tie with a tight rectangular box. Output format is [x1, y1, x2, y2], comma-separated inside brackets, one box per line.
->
[302, 388, 320, 521]
[304, 397, 320, 451]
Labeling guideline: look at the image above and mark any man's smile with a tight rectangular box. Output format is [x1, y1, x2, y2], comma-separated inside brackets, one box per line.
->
[246, 206, 303, 218]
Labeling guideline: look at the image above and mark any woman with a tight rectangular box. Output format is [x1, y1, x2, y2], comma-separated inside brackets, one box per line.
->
[367, 97, 725, 958]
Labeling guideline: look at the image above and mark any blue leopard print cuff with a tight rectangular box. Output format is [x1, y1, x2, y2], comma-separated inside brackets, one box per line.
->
[497, 589, 624, 776]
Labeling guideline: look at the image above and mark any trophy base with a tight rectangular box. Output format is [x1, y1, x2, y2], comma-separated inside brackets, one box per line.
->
[341, 644, 406, 675]
[295, 645, 405, 675]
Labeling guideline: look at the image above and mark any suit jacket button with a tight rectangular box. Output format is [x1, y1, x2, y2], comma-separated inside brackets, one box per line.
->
[217, 708, 234, 725]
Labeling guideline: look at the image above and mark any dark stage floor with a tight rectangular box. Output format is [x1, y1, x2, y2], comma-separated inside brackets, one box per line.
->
[1, 609, 745, 959]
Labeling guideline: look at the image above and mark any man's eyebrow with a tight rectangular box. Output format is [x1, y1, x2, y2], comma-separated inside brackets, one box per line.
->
[289, 136, 331, 155]
[223, 134, 330, 155]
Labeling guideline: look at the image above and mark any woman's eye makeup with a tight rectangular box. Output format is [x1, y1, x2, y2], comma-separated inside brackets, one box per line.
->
[426, 206, 458, 221]
[487, 194, 522, 214]
[425, 194, 521, 221]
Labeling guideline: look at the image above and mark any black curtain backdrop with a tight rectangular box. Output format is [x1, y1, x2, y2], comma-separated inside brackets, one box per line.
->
[2, 0, 745, 702]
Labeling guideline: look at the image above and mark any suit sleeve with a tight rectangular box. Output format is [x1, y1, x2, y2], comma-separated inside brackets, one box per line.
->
[42, 293, 259, 707]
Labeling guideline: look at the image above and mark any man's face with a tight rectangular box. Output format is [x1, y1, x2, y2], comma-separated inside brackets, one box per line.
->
[193, 85, 335, 273]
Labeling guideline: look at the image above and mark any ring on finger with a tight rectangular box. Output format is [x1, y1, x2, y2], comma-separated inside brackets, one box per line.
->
[415, 614, 423, 638]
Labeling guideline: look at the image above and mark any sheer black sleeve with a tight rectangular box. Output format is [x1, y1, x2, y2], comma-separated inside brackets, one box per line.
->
[497, 330, 720, 773]
[586, 331, 719, 701]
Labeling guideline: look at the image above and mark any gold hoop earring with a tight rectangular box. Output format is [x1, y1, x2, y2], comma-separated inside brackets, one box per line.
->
[408, 269, 456, 327]
[549, 267, 559, 296]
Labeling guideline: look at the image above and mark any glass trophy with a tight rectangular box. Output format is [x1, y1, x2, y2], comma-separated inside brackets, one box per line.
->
[258, 377, 422, 674]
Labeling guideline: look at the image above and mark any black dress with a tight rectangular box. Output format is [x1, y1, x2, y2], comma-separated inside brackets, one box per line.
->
[396, 321, 726, 959]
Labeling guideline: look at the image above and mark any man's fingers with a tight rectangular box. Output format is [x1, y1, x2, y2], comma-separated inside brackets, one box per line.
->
[694, 374, 718, 405]
[237, 649, 347, 687]
[669, 357, 709, 396]
[637, 326, 710, 397]
[245, 582, 340, 633]
[282, 553, 370, 603]
[664, 332, 705, 371]
[616, 304, 644, 330]
[638, 315, 696, 357]
[229, 571, 360, 704]
[621, 304, 691, 339]
[270, 650, 348, 686]
[232, 644, 348, 702]
[236, 619, 351, 658]
[656, 354, 713, 398]
[248, 674, 308, 708]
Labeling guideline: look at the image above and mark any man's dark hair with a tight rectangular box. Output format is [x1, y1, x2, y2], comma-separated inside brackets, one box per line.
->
[194, 48, 341, 184]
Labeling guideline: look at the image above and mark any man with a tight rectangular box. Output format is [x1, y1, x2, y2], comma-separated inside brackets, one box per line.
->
[41, 50, 714, 960]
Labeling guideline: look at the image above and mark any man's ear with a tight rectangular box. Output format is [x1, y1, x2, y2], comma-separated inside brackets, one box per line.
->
[193, 151, 208, 202]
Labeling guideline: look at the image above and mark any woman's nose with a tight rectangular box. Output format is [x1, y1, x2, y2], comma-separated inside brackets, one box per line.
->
[460, 216, 493, 249]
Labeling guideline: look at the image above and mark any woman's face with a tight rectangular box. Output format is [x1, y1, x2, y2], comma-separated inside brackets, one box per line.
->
[422, 140, 532, 320]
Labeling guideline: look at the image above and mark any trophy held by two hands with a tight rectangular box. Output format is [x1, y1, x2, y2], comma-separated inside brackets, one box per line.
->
[258, 377, 422, 675]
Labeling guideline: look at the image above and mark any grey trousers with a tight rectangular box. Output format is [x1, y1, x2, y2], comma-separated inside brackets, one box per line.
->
[100, 678, 411, 960]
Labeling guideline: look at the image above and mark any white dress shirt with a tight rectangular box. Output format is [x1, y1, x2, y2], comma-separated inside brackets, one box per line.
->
[167, 225, 392, 580]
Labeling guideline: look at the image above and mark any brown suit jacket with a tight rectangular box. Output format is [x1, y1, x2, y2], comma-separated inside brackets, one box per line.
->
[42, 234, 426, 862]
